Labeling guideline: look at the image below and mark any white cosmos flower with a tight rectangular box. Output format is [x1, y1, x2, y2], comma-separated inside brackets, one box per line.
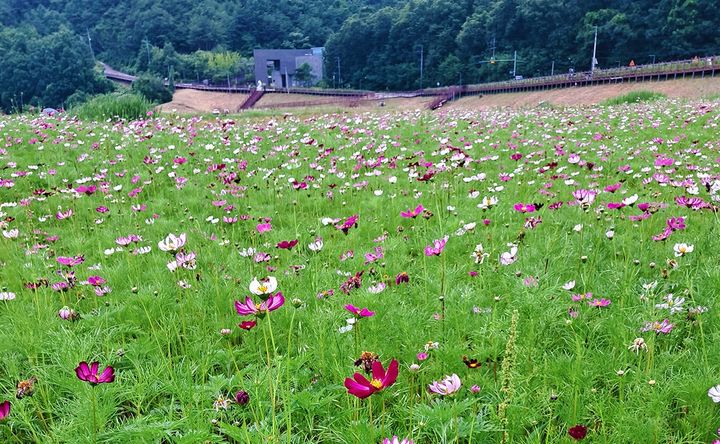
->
[249, 276, 278, 295]
[562, 280, 576, 290]
[2, 228, 19, 239]
[0, 292, 16, 301]
[708, 385, 720, 403]
[573, 224, 583, 232]
[500, 246, 518, 266]
[238, 247, 256, 257]
[308, 237, 324, 252]
[158, 233, 187, 252]
[673, 243, 694, 257]
[472, 244, 490, 264]
[606, 230, 615, 239]
[622, 194, 638, 206]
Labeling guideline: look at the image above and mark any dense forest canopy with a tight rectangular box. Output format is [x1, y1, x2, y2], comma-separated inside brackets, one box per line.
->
[0, 0, 718, 110]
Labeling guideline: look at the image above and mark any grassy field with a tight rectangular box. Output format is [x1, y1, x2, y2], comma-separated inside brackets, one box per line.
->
[1, 98, 720, 443]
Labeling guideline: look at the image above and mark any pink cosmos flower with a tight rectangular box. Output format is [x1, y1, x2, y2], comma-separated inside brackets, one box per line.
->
[588, 298, 611, 307]
[344, 359, 398, 399]
[424, 236, 448, 256]
[239, 320, 257, 330]
[345, 304, 375, 317]
[234, 293, 285, 316]
[395, 272, 409, 285]
[642, 319, 674, 334]
[400, 204, 424, 218]
[256, 223, 272, 233]
[572, 189, 596, 206]
[57, 255, 84, 267]
[75, 361, 115, 385]
[428, 374, 462, 395]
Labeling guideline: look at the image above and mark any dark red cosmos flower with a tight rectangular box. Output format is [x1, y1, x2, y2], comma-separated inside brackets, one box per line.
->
[276, 239, 298, 250]
[395, 272, 409, 285]
[568, 424, 587, 440]
[75, 362, 115, 385]
[239, 320, 257, 330]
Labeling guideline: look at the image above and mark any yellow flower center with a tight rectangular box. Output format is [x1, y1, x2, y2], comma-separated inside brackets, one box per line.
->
[370, 379, 383, 389]
[258, 285, 268, 293]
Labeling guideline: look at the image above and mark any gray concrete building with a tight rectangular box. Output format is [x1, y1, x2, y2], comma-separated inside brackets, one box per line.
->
[253, 48, 324, 88]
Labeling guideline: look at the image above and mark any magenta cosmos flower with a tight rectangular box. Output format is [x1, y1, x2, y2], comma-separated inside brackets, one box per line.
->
[335, 214, 359, 234]
[424, 236, 448, 256]
[235, 293, 285, 316]
[344, 359, 398, 399]
[345, 304, 375, 317]
[75, 361, 115, 385]
[400, 204, 424, 218]
[0, 400, 9, 420]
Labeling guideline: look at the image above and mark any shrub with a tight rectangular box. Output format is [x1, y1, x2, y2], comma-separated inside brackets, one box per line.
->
[601, 90, 666, 106]
[131, 75, 173, 104]
[71, 92, 153, 120]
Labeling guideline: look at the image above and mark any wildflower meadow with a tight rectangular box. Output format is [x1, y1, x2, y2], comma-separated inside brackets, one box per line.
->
[1, 100, 720, 443]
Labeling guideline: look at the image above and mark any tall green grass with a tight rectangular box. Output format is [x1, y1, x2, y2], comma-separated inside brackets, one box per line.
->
[601, 90, 667, 106]
[72, 92, 153, 120]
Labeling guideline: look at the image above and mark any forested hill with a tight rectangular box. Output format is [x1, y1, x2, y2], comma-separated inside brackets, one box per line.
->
[1, 0, 719, 111]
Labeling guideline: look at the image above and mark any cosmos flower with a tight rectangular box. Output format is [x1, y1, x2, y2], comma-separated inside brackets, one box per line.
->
[345, 304, 375, 317]
[588, 298, 611, 307]
[395, 272, 409, 285]
[428, 374, 462, 395]
[308, 237, 324, 252]
[673, 243, 694, 257]
[400, 204, 424, 218]
[472, 244, 489, 264]
[249, 277, 278, 296]
[708, 385, 720, 403]
[344, 359, 398, 399]
[628, 338, 647, 353]
[0, 292, 16, 301]
[0, 400, 9, 420]
[158, 233, 187, 252]
[235, 293, 285, 316]
[276, 239, 298, 250]
[500, 245, 518, 265]
[568, 424, 588, 440]
[57, 255, 85, 267]
[424, 236, 448, 256]
[641, 319, 673, 334]
[75, 361, 115, 385]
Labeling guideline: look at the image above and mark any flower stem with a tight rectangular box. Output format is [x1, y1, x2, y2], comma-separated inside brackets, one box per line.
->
[91, 387, 98, 444]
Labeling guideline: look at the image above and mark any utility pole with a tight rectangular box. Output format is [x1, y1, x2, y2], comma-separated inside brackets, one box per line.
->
[419, 45, 424, 89]
[336, 57, 341, 88]
[551, 60, 555, 76]
[650, 54, 656, 64]
[512, 51, 517, 78]
[591, 26, 598, 73]
[86, 28, 95, 62]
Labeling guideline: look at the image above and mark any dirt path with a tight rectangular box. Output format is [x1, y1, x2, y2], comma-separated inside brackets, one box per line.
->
[159, 77, 720, 114]
[446, 77, 720, 111]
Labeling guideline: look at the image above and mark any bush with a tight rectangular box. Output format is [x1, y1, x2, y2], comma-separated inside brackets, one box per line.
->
[601, 90, 666, 106]
[71, 92, 153, 120]
[131, 75, 173, 104]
